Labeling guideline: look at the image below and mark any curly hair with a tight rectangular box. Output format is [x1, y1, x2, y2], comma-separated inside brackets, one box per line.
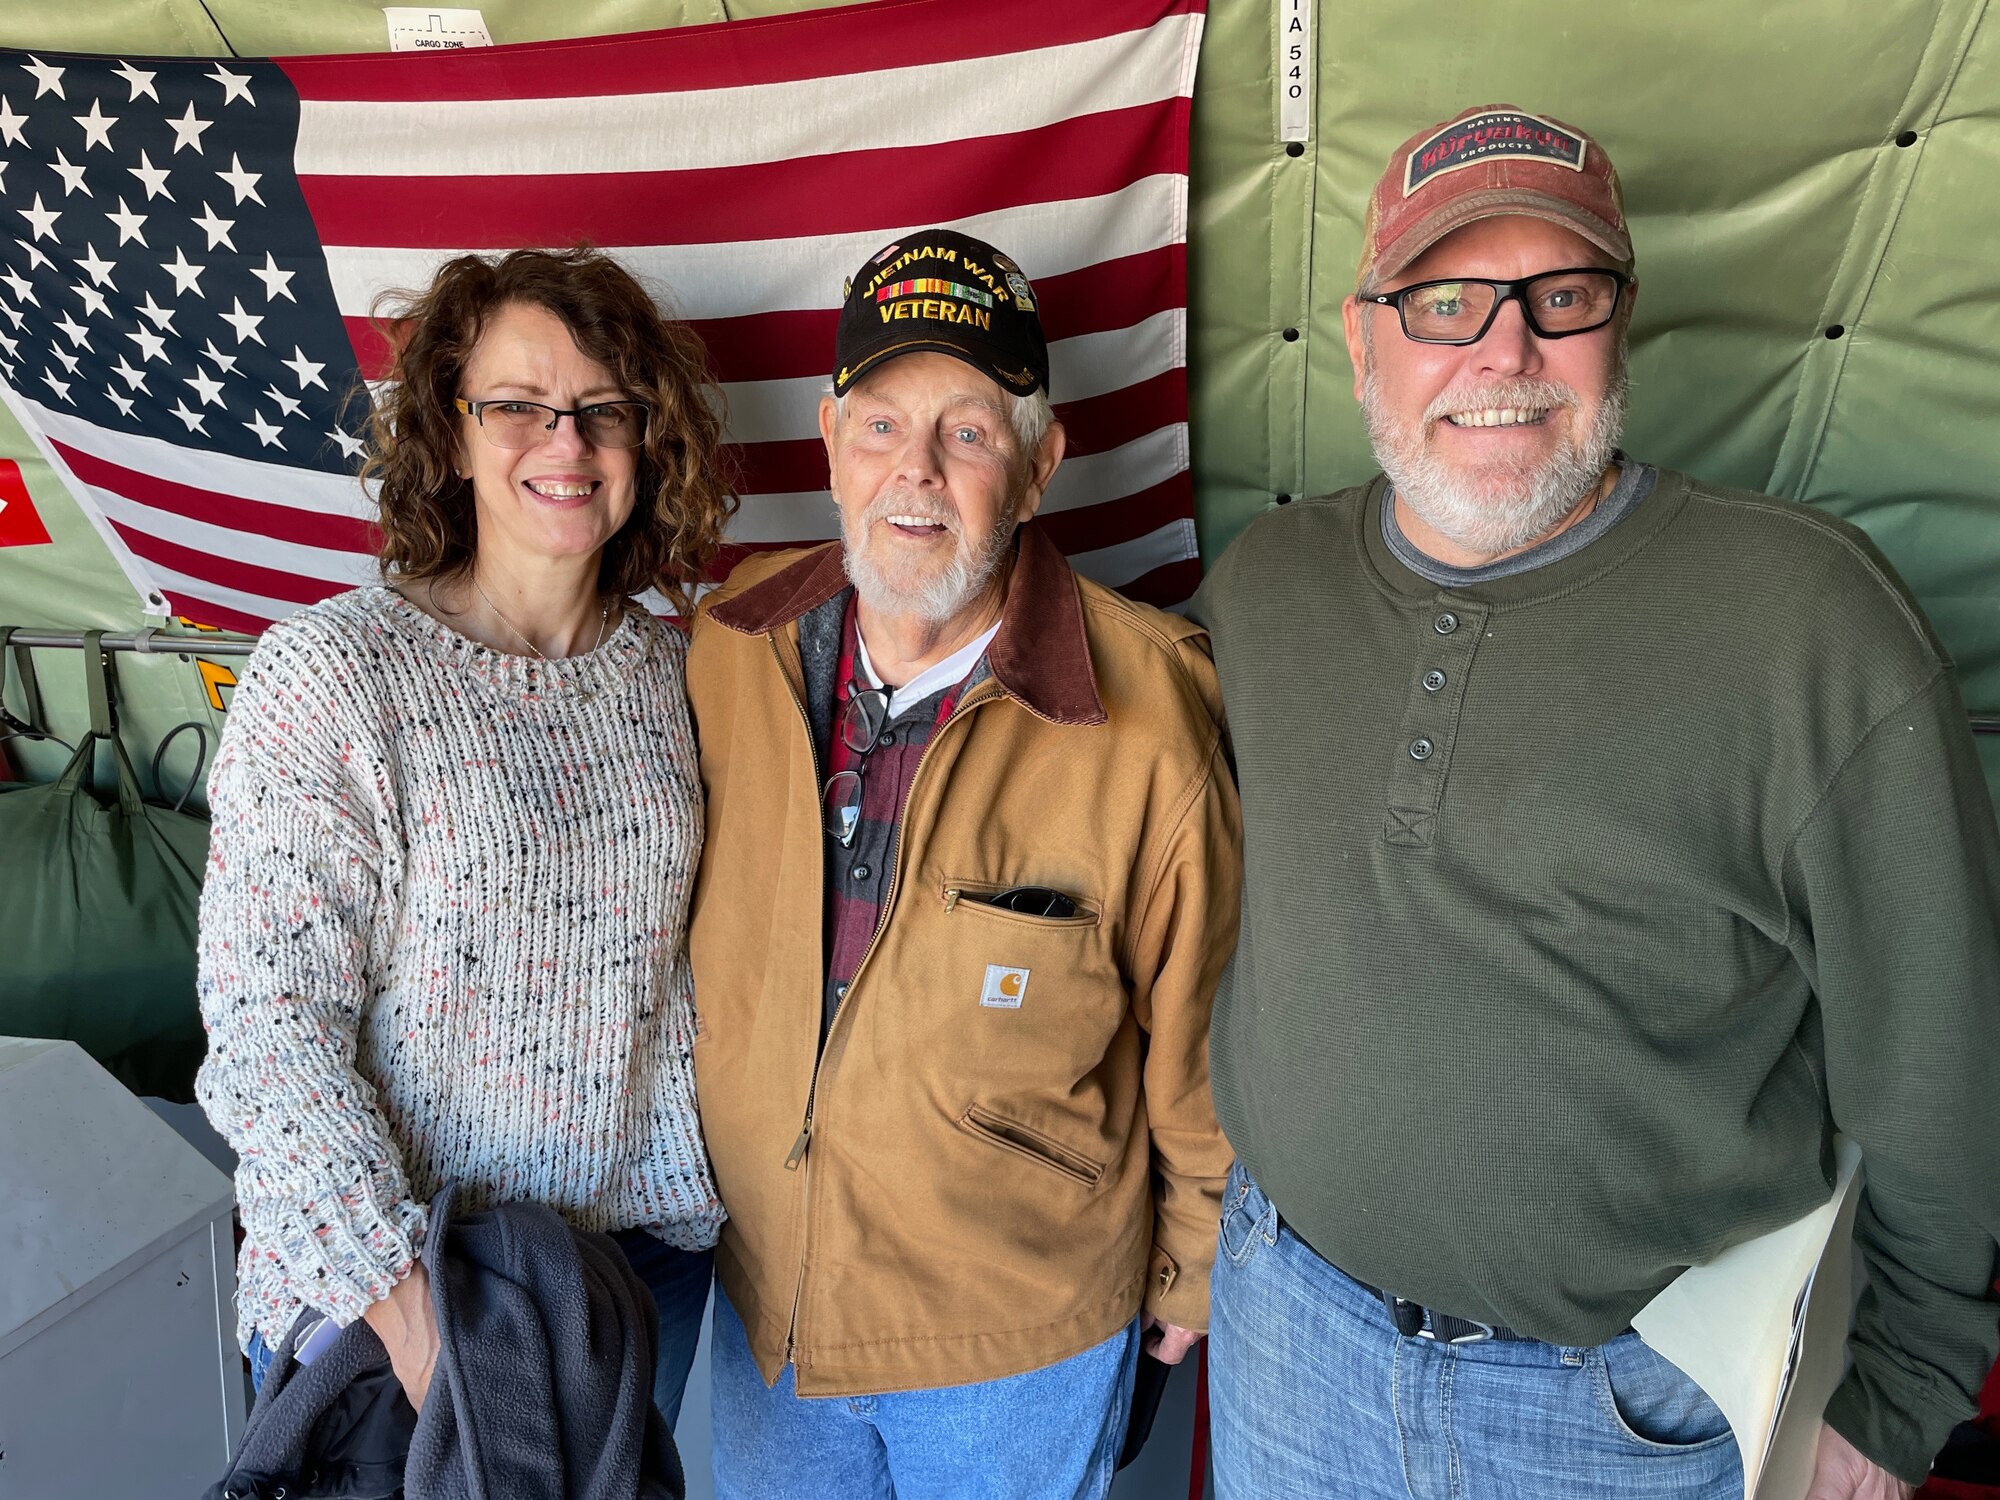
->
[358, 246, 736, 615]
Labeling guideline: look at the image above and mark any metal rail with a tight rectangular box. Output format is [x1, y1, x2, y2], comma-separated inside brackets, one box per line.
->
[3, 627, 258, 657]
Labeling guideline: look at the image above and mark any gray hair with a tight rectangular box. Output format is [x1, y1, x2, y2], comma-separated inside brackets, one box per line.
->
[830, 382, 1055, 462]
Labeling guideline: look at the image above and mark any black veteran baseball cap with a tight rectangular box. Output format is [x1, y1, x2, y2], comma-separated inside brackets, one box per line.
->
[833, 228, 1050, 398]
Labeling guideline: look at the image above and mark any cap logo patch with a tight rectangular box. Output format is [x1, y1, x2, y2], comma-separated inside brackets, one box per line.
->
[1005, 270, 1036, 312]
[876, 277, 994, 309]
[1403, 110, 1586, 197]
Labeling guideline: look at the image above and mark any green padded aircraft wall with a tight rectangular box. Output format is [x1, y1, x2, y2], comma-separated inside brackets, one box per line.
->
[2, 0, 1997, 801]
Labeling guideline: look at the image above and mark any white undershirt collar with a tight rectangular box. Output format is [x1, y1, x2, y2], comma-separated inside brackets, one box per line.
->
[854, 618, 1001, 720]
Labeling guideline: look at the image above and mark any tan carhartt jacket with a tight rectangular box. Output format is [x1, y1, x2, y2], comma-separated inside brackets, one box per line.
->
[686, 524, 1241, 1395]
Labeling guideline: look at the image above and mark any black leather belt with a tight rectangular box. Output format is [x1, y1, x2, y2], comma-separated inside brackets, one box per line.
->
[1275, 1210, 1532, 1344]
[1346, 1271, 1535, 1344]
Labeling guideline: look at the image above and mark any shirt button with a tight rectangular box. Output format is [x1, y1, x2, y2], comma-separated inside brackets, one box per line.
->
[852, 864, 871, 880]
[1422, 670, 1446, 692]
[1434, 612, 1459, 635]
[835, 982, 849, 999]
[1409, 738, 1435, 761]
[879, 730, 896, 746]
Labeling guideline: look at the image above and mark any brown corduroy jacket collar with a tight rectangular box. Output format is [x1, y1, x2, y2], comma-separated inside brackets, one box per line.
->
[707, 520, 1107, 727]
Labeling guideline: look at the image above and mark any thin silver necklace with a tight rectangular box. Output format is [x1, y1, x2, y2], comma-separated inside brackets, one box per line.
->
[471, 578, 611, 661]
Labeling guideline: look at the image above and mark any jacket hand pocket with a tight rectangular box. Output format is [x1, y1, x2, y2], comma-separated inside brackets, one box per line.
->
[959, 1104, 1107, 1187]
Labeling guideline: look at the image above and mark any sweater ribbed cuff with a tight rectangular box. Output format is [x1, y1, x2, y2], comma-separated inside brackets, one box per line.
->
[1822, 1362, 1949, 1488]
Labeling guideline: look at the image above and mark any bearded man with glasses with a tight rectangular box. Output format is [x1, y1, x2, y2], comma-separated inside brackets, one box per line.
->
[684, 228, 1241, 1499]
[1190, 107, 2000, 1500]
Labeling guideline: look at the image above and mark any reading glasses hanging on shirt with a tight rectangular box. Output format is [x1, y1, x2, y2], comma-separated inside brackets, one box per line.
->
[823, 686, 893, 847]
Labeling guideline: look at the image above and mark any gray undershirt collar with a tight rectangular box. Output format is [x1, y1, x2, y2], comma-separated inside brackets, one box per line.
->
[1382, 453, 1658, 588]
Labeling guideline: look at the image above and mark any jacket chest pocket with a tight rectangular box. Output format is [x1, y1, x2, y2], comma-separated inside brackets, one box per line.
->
[922, 877, 1124, 1076]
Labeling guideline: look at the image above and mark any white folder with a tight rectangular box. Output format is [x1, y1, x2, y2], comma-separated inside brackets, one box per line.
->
[1631, 1138, 1865, 1500]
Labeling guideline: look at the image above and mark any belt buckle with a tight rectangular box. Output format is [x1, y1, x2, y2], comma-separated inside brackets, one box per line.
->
[1417, 1309, 1496, 1345]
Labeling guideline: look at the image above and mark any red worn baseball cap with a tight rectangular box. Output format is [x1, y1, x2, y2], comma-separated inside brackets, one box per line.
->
[1357, 105, 1631, 290]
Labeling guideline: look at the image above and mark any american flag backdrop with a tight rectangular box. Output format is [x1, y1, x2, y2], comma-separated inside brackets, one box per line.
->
[0, 0, 1204, 634]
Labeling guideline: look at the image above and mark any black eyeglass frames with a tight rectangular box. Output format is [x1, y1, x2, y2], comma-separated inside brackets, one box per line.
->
[822, 686, 893, 847]
[453, 397, 651, 450]
[1361, 267, 1630, 345]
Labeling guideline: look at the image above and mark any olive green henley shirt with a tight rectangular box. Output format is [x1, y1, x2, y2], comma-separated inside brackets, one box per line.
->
[1189, 468, 2000, 1484]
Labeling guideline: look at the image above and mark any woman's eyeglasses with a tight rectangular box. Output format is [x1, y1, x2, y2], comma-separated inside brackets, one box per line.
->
[453, 397, 650, 450]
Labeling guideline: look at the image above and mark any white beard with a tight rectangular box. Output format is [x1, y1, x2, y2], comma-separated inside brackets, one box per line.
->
[1363, 356, 1629, 556]
[839, 486, 1016, 626]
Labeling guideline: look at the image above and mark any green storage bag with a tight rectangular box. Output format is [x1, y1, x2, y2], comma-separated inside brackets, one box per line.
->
[0, 632, 210, 1101]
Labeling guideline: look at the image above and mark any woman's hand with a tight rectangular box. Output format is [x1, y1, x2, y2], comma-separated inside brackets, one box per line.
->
[361, 1262, 441, 1412]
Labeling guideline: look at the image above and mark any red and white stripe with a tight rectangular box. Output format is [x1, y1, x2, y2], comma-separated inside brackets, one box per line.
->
[25, 0, 1204, 632]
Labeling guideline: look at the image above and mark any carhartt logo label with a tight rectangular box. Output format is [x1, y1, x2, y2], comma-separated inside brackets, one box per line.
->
[1403, 110, 1586, 197]
[980, 965, 1029, 1008]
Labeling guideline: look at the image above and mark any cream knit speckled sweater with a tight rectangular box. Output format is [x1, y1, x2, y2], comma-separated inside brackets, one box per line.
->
[196, 586, 722, 1352]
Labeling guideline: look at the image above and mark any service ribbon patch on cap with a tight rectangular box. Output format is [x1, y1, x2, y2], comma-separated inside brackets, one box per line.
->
[1404, 109, 1587, 196]
[876, 278, 995, 309]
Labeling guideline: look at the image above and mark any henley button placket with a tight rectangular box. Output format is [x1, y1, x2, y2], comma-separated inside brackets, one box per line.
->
[1385, 599, 1487, 848]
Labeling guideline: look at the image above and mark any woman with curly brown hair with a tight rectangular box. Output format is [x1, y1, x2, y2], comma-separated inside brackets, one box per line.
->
[195, 247, 735, 1430]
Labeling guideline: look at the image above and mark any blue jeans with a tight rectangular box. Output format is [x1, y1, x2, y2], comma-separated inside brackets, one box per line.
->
[247, 1232, 713, 1433]
[1208, 1163, 1743, 1500]
[709, 1284, 1139, 1499]
[612, 1229, 715, 1432]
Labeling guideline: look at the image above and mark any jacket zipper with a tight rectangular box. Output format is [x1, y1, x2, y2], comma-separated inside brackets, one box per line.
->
[767, 631, 822, 1364]
[778, 671, 1001, 1365]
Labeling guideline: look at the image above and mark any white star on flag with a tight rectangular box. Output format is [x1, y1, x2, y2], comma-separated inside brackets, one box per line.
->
[163, 246, 206, 296]
[185, 368, 226, 407]
[219, 296, 265, 344]
[74, 244, 116, 287]
[326, 426, 368, 461]
[243, 409, 286, 448]
[206, 64, 255, 106]
[105, 386, 136, 417]
[15, 238, 53, 272]
[128, 150, 173, 201]
[21, 56, 65, 100]
[111, 60, 159, 103]
[215, 153, 264, 206]
[281, 345, 327, 389]
[167, 101, 212, 154]
[0, 304, 26, 331]
[52, 310, 89, 345]
[18, 193, 61, 241]
[42, 367, 72, 400]
[199, 337, 239, 375]
[191, 202, 235, 251]
[136, 290, 177, 332]
[110, 354, 148, 392]
[0, 96, 25, 147]
[263, 384, 304, 417]
[50, 148, 91, 197]
[0, 267, 35, 305]
[73, 99, 117, 151]
[52, 344, 81, 375]
[71, 281, 110, 318]
[250, 253, 297, 303]
[126, 325, 168, 362]
[168, 397, 208, 433]
[105, 196, 146, 246]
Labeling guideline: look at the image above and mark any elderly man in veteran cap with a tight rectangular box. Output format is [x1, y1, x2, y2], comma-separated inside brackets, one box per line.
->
[1190, 106, 2000, 1500]
[684, 227, 1241, 1499]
